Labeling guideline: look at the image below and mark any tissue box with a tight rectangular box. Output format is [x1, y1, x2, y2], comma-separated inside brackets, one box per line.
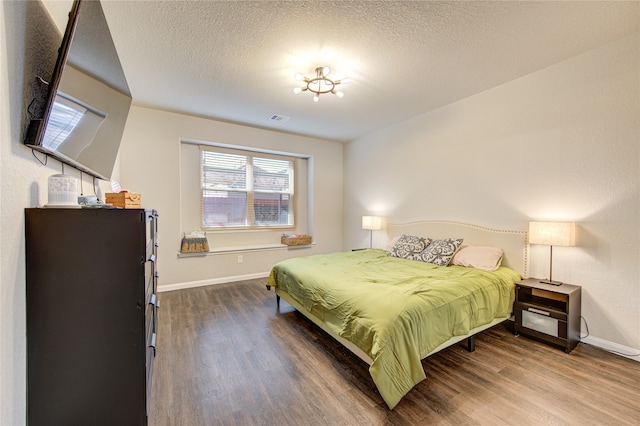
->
[180, 237, 209, 253]
[105, 192, 141, 209]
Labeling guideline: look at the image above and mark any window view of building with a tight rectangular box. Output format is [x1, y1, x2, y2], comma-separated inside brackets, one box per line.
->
[200, 149, 294, 228]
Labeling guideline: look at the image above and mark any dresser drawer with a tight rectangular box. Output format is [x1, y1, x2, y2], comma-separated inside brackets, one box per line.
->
[145, 301, 155, 335]
[145, 339, 156, 416]
[144, 260, 155, 290]
[145, 275, 155, 305]
[146, 239, 155, 263]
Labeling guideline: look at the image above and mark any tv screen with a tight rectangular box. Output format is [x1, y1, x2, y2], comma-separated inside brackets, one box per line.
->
[25, 0, 132, 181]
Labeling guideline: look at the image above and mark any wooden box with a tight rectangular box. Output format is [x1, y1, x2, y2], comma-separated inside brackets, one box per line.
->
[105, 192, 141, 209]
[281, 235, 312, 246]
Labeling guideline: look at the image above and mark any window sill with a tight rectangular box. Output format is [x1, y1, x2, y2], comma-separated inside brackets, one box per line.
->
[177, 243, 315, 257]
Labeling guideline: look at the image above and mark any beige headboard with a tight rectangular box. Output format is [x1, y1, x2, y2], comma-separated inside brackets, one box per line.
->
[387, 221, 529, 277]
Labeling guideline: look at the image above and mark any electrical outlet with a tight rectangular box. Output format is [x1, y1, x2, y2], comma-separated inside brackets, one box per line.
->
[237, 255, 243, 264]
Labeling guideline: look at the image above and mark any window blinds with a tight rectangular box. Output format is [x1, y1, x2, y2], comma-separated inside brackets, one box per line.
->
[199, 146, 295, 228]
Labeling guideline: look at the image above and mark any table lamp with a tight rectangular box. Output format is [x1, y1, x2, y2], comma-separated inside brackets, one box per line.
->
[362, 216, 382, 249]
[528, 221, 576, 285]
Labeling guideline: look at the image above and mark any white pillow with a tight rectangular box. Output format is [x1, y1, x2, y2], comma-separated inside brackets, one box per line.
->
[386, 236, 400, 251]
[451, 245, 504, 271]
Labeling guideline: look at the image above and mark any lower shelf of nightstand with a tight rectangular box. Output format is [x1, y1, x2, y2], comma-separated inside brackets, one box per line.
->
[514, 324, 577, 353]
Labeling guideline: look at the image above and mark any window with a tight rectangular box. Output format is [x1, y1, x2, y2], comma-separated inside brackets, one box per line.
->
[200, 146, 295, 229]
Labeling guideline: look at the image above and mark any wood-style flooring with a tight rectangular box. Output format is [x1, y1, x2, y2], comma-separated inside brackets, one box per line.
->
[149, 278, 640, 425]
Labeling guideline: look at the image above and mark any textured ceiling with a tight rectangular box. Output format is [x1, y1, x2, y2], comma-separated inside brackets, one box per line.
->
[99, 1, 639, 142]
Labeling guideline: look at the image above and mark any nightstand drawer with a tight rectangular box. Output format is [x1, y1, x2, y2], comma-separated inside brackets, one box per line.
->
[522, 309, 561, 337]
[515, 301, 567, 321]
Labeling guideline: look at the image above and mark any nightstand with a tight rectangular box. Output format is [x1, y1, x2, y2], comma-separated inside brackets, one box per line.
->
[514, 278, 582, 353]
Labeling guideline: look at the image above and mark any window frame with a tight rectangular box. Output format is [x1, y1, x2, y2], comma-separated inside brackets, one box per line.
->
[199, 145, 296, 230]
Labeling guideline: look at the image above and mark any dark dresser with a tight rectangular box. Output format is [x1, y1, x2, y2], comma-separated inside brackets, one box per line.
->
[25, 208, 159, 425]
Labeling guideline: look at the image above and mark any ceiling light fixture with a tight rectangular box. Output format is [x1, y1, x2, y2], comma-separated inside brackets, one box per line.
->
[293, 66, 349, 102]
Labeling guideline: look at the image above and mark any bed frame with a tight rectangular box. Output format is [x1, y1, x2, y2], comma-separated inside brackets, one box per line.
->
[271, 220, 528, 366]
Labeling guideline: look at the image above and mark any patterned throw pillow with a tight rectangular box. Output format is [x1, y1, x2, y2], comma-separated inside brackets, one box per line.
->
[418, 238, 464, 266]
[390, 234, 430, 260]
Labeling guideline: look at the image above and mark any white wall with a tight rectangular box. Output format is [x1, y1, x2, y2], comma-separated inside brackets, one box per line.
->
[2, 1, 636, 422]
[117, 106, 344, 289]
[344, 34, 640, 354]
[1, 1, 113, 423]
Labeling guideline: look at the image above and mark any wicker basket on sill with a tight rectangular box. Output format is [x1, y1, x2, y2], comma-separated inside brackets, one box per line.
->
[180, 237, 210, 253]
[281, 235, 312, 246]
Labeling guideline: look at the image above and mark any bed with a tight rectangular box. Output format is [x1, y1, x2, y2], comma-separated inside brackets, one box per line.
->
[266, 221, 528, 409]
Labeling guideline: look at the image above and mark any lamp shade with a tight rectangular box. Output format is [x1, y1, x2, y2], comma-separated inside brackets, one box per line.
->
[362, 216, 382, 231]
[528, 221, 576, 246]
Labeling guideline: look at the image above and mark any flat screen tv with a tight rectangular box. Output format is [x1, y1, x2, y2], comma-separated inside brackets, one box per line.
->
[24, 0, 131, 181]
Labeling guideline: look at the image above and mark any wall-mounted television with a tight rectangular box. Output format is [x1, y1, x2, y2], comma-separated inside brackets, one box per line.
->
[24, 0, 131, 181]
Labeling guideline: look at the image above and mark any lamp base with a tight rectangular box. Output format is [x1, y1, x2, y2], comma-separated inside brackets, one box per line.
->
[539, 279, 563, 286]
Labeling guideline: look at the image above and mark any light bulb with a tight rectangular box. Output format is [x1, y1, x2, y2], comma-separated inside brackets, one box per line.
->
[313, 95, 320, 102]
[340, 78, 350, 85]
[295, 72, 304, 81]
[293, 87, 302, 94]
[322, 66, 330, 77]
[335, 90, 344, 98]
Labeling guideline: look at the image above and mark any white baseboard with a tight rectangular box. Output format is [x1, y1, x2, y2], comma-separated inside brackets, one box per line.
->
[581, 335, 640, 362]
[158, 272, 269, 292]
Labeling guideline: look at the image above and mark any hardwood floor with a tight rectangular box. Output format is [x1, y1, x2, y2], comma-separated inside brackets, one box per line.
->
[149, 278, 640, 425]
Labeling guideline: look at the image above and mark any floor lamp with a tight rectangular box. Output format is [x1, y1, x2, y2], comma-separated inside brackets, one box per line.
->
[362, 216, 382, 249]
[528, 221, 576, 285]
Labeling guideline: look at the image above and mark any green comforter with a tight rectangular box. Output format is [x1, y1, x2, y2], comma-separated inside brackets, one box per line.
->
[266, 249, 520, 409]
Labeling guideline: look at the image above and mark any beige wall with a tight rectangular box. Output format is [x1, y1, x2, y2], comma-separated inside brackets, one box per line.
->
[1, 2, 113, 423]
[344, 34, 640, 354]
[2, 1, 637, 422]
[117, 106, 344, 289]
